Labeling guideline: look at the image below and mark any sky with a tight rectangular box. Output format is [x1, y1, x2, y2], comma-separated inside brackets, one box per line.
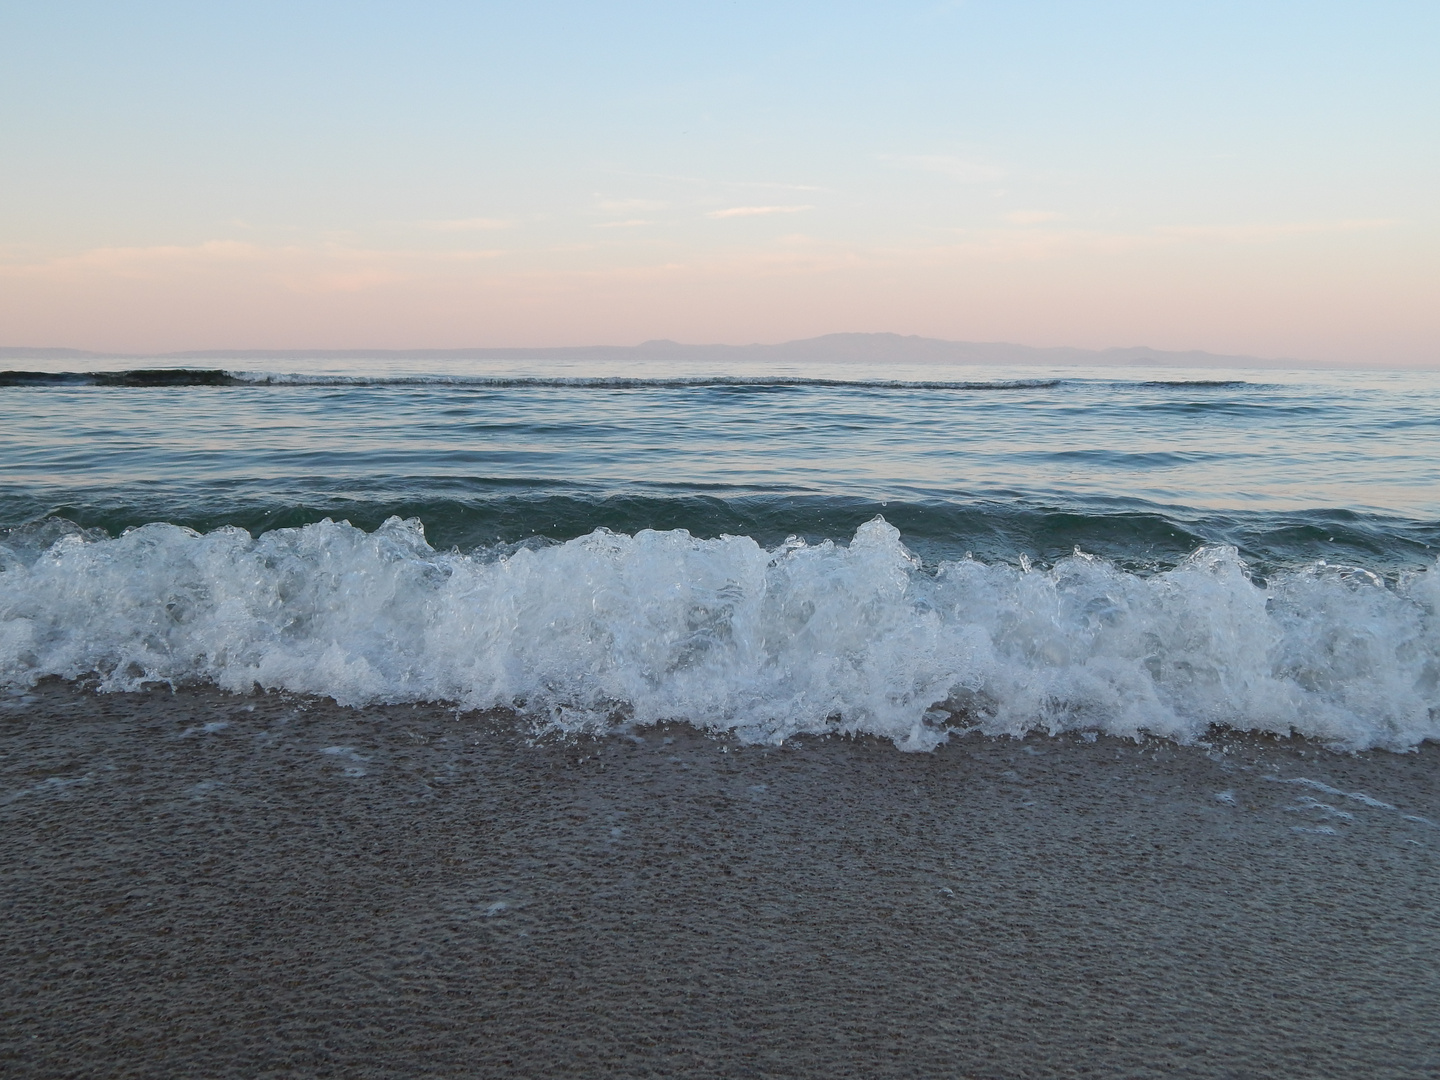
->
[1, 1, 1436, 363]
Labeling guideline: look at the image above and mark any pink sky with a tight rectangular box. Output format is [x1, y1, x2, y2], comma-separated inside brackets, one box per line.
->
[3, 4, 1436, 365]
[2, 219, 1434, 364]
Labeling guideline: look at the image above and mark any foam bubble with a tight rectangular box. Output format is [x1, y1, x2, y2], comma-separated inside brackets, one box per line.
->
[1, 516, 1436, 751]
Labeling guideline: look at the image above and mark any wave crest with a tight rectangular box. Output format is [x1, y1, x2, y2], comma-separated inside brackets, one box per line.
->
[2, 517, 1436, 751]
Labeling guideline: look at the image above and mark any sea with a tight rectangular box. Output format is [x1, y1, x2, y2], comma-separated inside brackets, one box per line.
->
[2, 354, 1438, 753]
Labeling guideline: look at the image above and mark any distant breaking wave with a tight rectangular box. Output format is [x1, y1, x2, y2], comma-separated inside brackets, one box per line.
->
[0, 370, 1275, 391]
[238, 372, 1071, 390]
[0, 368, 1077, 391]
[2, 517, 1434, 752]
[0, 369, 1269, 392]
[0, 369, 244, 387]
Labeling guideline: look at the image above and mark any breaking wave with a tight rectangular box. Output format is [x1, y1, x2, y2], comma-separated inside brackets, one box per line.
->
[2, 517, 1436, 751]
[0, 368, 1065, 391]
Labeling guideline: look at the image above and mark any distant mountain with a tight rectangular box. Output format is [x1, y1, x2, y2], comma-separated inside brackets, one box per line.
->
[0, 333, 1293, 367]
[621, 334, 1285, 368]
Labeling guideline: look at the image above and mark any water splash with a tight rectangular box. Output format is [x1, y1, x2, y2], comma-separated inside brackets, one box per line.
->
[2, 517, 1436, 751]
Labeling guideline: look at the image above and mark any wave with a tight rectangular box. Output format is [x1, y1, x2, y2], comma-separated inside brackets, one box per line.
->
[2, 517, 1436, 752]
[1139, 379, 1251, 388]
[0, 370, 1289, 395]
[10, 497, 1435, 579]
[0, 369, 244, 387]
[0, 368, 1074, 391]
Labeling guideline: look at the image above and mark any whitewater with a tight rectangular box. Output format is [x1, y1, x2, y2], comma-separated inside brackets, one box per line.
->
[4, 514, 1436, 751]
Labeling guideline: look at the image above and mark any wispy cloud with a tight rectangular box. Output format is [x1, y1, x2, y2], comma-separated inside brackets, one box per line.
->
[0, 239, 507, 293]
[441, 249, 508, 261]
[1006, 210, 1063, 225]
[1153, 219, 1399, 242]
[934, 217, 1403, 263]
[883, 154, 1005, 183]
[596, 198, 668, 212]
[605, 170, 824, 192]
[593, 219, 654, 229]
[714, 180, 823, 192]
[706, 205, 814, 219]
[423, 217, 513, 232]
[0, 240, 268, 278]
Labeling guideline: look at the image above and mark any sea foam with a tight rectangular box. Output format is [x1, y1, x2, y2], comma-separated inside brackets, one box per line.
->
[2, 517, 1436, 751]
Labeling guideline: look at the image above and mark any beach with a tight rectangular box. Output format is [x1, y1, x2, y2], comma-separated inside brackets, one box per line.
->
[4, 682, 1437, 1078]
[7, 1, 1439, 1073]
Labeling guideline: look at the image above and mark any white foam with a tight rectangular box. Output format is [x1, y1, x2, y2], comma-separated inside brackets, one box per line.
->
[1267, 775, 1396, 809]
[2, 516, 1437, 751]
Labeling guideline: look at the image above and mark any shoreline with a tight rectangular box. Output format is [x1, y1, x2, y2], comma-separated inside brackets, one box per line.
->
[3, 682, 1438, 1078]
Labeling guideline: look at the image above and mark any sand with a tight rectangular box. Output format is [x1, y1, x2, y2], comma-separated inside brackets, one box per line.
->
[2, 681, 1438, 1078]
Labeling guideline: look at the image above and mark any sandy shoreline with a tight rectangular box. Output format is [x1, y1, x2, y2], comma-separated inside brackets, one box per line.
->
[3, 682, 1438, 1078]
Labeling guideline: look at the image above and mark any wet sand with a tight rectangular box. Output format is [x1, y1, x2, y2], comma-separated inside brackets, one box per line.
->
[2, 682, 1438, 1079]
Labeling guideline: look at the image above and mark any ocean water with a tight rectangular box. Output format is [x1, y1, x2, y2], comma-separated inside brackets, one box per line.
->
[2, 356, 1438, 751]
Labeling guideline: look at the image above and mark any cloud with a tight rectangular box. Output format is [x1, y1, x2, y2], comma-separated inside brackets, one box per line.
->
[1006, 210, 1063, 225]
[706, 205, 814, 219]
[0, 240, 268, 280]
[424, 217, 513, 232]
[931, 217, 1404, 264]
[0, 239, 509, 294]
[608, 171, 824, 192]
[716, 181, 822, 192]
[441, 249, 508, 261]
[1153, 219, 1399, 243]
[593, 219, 655, 229]
[882, 154, 1006, 183]
[596, 198, 668, 212]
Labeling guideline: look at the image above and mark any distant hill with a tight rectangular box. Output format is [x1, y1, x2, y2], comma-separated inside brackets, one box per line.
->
[0, 333, 1296, 367]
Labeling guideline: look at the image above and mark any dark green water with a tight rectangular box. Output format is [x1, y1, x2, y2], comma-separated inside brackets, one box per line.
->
[3, 365, 1437, 572]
